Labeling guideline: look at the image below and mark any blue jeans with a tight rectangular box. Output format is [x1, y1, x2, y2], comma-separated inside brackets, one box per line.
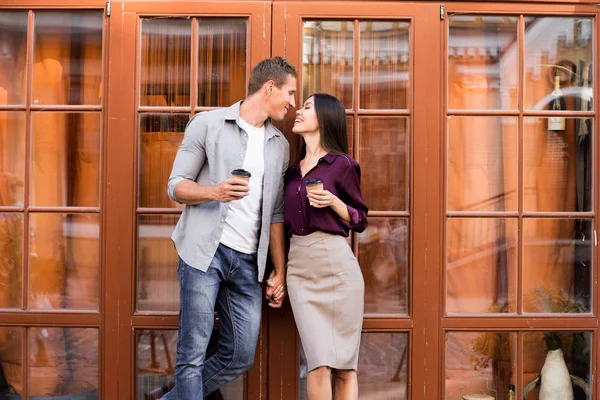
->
[161, 244, 262, 399]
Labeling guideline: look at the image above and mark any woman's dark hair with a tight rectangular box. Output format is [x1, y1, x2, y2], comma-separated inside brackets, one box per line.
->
[299, 93, 348, 159]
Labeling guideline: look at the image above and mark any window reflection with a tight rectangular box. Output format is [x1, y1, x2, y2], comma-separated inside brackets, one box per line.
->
[141, 18, 191, 107]
[197, 18, 247, 107]
[445, 331, 516, 400]
[0, 213, 23, 309]
[0, 327, 23, 396]
[137, 215, 179, 312]
[359, 21, 410, 109]
[523, 117, 593, 213]
[33, 11, 103, 106]
[523, 218, 592, 314]
[138, 114, 188, 208]
[29, 327, 98, 397]
[446, 218, 517, 314]
[29, 213, 100, 310]
[447, 116, 518, 212]
[358, 218, 408, 315]
[359, 117, 409, 211]
[0, 112, 25, 207]
[524, 17, 593, 111]
[303, 21, 354, 108]
[448, 15, 519, 110]
[31, 112, 101, 207]
[0, 12, 27, 105]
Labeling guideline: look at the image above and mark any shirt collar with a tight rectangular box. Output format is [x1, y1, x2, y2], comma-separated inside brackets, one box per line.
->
[321, 153, 338, 164]
[224, 101, 281, 139]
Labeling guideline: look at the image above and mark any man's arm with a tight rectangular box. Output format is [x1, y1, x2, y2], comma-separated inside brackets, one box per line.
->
[167, 116, 248, 205]
[265, 140, 290, 308]
[266, 222, 286, 308]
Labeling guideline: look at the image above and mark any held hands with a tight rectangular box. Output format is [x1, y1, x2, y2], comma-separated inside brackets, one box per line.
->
[306, 189, 338, 208]
[265, 270, 286, 308]
[213, 178, 249, 202]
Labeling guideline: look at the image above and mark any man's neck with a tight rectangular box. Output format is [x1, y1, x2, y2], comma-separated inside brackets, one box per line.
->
[239, 96, 269, 128]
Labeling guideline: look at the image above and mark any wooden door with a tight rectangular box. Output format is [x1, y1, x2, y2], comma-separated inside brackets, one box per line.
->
[104, 1, 272, 398]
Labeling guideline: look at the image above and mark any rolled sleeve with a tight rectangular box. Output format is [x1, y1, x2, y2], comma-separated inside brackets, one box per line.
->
[271, 141, 289, 224]
[339, 162, 368, 233]
[167, 116, 208, 203]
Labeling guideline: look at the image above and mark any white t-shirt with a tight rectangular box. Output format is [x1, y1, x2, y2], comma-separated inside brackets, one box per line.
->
[220, 117, 265, 254]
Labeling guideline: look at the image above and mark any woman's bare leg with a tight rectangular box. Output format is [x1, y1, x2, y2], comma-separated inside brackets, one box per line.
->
[333, 369, 358, 400]
[307, 366, 332, 400]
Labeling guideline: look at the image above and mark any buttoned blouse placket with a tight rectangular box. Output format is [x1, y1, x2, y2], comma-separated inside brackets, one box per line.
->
[295, 157, 323, 234]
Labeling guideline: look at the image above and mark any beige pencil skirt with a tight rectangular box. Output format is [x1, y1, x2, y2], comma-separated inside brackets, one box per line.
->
[287, 231, 365, 372]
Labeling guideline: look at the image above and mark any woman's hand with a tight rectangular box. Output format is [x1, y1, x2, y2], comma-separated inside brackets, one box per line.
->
[306, 189, 336, 208]
[307, 190, 351, 222]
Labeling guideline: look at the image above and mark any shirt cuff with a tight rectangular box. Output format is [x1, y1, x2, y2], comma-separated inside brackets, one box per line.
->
[271, 212, 284, 224]
[344, 205, 363, 230]
[167, 176, 185, 203]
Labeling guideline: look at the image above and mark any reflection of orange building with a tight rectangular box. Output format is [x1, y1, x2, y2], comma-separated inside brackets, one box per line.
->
[0, 2, 597, 399]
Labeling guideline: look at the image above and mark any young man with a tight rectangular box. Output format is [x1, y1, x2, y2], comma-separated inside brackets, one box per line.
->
[161, 57, 297, 399]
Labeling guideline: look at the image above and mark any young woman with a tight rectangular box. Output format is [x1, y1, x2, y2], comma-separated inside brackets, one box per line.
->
[284, 93, 368, 400]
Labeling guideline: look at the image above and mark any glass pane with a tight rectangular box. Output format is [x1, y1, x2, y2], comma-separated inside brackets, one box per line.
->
[29, 213, 100, 310]
[447, 117, 517, 212]
[523, 218, 592, 313]
[31, 112, 101, 207]
[0, 213, 23, 309]
[136, 328, 243, 399]
[197, 18, 247, 107]
[359, 21, 409, 109]
[137, 215, 179, 312]
[29, 327, 98, 397]
[445, 331, 516, 400]
[303, 21, 354, 109]
[0, 112, 25, 206]
[33, 11, 103, 106]
[358, 218, 408, 315]
[446, 218, 517, 314]
[523, 331, 591, 399]
[0, 12, 27, 105]
[0, 327, 23, 396]
[136, 329, 176, 399]
[525, 17, 594, 111]
[358, 332, 408, 398]
[523, 117, 593, 212]
[359, 117, 409, 211]
[141, 18, 191, 107]
[139, 114, 188, 208]
[448, 16, 518, 110]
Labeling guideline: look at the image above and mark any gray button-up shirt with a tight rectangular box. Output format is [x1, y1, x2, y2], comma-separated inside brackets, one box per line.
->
[167, 101, 289, 282]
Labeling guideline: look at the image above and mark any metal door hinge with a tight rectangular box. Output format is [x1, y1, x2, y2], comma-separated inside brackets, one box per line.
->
[440, 4, 445, 20]
[106, 0, 111, 17]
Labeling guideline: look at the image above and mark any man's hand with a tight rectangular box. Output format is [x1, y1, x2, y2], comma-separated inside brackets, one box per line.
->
[213, 178, 249, 202]
[265, 270, 286, 308]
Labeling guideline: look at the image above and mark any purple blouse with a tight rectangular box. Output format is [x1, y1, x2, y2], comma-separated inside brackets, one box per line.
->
[284, 153, 368, 237]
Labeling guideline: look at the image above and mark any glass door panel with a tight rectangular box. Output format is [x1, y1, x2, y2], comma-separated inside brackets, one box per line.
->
[124, 3, 272, 398]
[0, 8, 104, 399]
[443, 5, 596, 399]
[273, 3, 439, 399]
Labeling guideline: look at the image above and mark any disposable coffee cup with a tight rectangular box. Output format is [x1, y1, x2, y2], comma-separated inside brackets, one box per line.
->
[305, 178, 323, 192]
[231, 168, 251, 182]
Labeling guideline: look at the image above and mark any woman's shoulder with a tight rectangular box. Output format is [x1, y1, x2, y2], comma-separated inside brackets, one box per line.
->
[331, 153, 360, 169]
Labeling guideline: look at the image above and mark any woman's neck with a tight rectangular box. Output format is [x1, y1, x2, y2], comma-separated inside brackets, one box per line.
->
[303, 135, 327, 160]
